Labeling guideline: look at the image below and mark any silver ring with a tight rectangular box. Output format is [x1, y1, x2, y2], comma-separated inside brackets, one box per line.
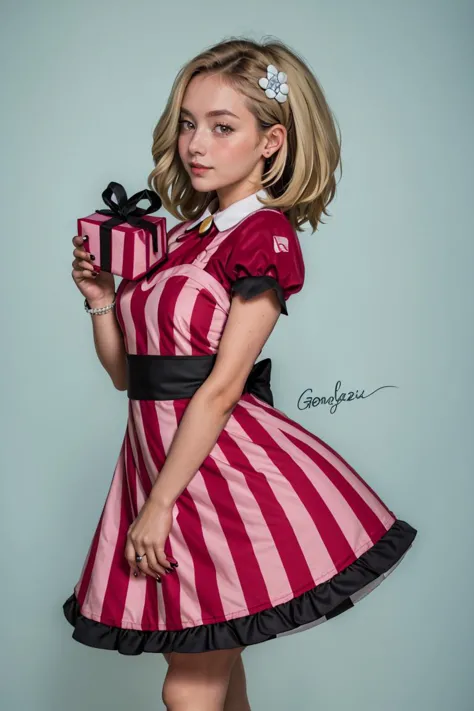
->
[135, 552, 146, 563]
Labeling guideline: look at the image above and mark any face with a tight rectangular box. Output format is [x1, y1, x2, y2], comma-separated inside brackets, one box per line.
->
[177, 73, 284, 206]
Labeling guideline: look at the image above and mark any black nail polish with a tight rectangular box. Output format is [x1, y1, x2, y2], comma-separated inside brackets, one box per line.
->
[170, 561, 178, 568]
[83, 235, 89, 241]
[156, 576, 162, 583]
[90, 254, 95, 261]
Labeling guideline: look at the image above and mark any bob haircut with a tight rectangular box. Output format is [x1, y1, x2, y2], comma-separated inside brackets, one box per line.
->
[147, 37, 342, 233]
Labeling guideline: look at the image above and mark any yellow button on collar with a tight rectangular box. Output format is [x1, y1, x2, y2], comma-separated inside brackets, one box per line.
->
[198, 215, 214, 235]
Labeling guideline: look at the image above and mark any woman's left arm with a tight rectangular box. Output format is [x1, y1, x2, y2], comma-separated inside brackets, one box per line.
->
[125, 287, 283, 579]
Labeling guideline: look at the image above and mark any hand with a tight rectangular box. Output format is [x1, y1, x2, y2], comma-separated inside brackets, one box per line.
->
[71, 234, 116, 305]
[124, 498, 177, 582]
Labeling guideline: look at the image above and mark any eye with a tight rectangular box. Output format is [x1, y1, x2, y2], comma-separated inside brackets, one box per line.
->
[178, 119, 194, 131]
[215, 123, 234, 135]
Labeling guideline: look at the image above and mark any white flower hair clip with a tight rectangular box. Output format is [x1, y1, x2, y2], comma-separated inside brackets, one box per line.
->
[258, 64, 289, 103]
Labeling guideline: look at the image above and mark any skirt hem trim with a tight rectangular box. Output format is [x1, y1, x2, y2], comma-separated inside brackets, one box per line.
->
[63, 518, 417, 654]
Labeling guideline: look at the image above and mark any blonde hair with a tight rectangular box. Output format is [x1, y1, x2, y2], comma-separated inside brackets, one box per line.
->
[147, 37, 342, 233]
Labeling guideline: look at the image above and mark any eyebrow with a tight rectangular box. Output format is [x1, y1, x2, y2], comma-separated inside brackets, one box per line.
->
[179, 108, 240, 120]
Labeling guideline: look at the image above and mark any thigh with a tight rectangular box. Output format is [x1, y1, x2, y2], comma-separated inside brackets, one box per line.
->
[163, 648, 245, 666]
[162, 647, 245, 708]
[166, 647, 244, 674]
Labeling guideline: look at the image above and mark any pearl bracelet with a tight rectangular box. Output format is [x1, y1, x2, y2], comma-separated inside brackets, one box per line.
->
[84, 296, 116, 315]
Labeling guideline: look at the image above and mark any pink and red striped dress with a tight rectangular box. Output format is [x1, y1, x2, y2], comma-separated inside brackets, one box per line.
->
[63, 190, 417, 654]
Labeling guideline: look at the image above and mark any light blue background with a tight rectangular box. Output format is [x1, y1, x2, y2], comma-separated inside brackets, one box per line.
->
[1, 1, 473, 709]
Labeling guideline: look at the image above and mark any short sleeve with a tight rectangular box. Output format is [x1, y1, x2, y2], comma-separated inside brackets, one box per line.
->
[225, 211, 305, 316]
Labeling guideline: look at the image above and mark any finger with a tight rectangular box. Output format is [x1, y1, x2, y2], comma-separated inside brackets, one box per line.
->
[135, 557, 162, 582]
[124, 538, 141, 576]
[71, 256, 95, 272]
[73, 249, 96, 269]
[144, 544, 167, 576]
[71, 264, 96, 280]
[124, 548, 138, 573]
[76, 262, 95, 274]
[72, 234, 89, 246]
[81, 259, 96, 272]
[73, 247, 92, 259]
[72, 270, 97, 281]
[156, 547, 174, 574]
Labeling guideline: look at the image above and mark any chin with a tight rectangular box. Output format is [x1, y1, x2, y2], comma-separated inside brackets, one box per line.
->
[189, 175, 219, 193]
[190, 183, 211, 193]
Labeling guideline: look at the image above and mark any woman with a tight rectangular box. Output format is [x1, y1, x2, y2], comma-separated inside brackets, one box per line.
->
[64, 37, 417, 711]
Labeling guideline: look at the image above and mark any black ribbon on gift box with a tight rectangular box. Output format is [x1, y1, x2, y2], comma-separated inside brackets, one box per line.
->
[95, 182, 163, 273]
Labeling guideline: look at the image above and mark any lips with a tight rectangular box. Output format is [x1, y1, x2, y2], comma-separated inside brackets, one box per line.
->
[190, 163, 212, 177]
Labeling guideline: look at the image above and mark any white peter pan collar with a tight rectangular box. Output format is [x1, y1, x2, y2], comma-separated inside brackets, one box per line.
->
[185, 189, 269, 233]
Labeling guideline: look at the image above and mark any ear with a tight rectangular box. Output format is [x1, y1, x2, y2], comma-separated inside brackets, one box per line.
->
[262, 124, 287, 158]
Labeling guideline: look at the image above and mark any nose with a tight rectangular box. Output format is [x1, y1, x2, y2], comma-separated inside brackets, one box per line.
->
[188, 126, 208, 156]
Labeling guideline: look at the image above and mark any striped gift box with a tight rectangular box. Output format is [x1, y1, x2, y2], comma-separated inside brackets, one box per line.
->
[77, 212, 167, 281]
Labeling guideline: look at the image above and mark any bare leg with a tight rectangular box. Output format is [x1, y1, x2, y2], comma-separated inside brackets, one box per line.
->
[163, 653, 251, 711]
[223, 654, 251, 711]
[161, 647, 245, 711]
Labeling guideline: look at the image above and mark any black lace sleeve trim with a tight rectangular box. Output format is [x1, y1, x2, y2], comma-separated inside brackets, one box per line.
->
[231, 276, 288, 315]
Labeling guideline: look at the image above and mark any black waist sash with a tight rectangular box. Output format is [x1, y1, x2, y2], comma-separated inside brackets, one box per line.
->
[126, 354, 274, 406]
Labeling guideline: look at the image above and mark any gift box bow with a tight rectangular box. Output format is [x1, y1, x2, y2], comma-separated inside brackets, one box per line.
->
[95, 181, 163, 255]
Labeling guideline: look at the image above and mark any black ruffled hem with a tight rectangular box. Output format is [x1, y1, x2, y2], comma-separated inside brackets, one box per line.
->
[231, 276, 288, 315]
[63, 519, 417, 655]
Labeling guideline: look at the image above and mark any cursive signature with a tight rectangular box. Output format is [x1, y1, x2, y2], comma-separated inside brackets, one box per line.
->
[297, 380, 398, 415]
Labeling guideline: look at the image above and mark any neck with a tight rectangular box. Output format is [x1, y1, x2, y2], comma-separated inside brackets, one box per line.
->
[216, 179, 263, 212]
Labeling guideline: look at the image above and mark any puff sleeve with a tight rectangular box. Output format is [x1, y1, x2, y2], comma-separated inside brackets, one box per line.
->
[225, 211, 305, 315]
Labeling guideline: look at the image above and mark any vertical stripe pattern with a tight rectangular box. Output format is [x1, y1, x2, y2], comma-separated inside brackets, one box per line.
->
[72, 216, 401, 632]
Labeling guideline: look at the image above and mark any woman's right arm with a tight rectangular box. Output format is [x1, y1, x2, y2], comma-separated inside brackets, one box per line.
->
[72, 235, 127, 391]
[86, 299, 128, 390]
